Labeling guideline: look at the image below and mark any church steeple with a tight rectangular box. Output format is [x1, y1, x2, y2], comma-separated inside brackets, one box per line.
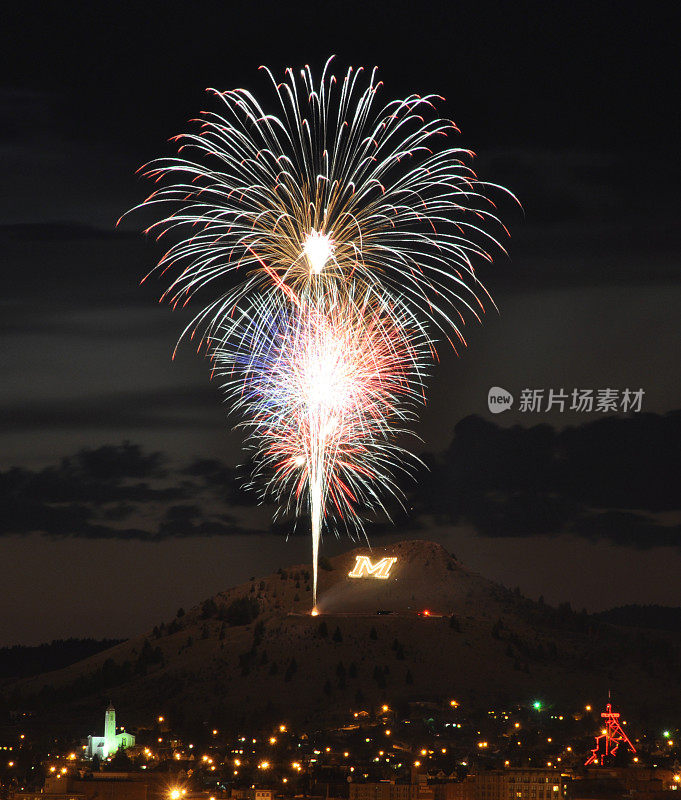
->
[104, 703, 117, 757]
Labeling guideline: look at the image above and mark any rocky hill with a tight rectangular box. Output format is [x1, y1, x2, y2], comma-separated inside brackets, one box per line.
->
[4, 540, 680, 732]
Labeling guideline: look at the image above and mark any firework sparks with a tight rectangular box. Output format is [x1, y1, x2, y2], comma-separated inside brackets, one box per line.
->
[214, 288, 429, 601]
[126, 58, 514, 606]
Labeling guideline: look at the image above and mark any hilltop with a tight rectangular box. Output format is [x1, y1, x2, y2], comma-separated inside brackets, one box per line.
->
[4, 540, 680, 733]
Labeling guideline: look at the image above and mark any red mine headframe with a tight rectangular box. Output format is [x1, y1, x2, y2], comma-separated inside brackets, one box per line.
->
[585, 701, 637, 766]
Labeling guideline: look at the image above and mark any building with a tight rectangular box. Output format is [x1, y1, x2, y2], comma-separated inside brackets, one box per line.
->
[570, 768, 680, 800]
[86, 704, 135, 759]
[476, 769, 567, 800]
[433, 779, 476, 800]
[12, 772, 162, 800]
[349, 782, 420, 800]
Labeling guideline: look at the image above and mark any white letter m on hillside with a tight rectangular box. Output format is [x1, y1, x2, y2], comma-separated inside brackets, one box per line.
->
[348, 555, 397, 579]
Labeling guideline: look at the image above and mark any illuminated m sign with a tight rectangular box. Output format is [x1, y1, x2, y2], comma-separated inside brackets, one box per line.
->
[348, 555, 397, 580]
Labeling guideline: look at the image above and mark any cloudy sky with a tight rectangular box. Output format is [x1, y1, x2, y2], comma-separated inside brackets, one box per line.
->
[1, 2, 679, 645]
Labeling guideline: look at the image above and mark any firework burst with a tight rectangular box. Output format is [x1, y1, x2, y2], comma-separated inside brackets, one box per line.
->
[125, 58, 514, 606]
[213, 287, 429, 600]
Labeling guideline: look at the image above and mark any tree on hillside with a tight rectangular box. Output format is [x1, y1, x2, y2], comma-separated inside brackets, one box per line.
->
[221, 597, 260, 626]
[284, 658, 298, 681]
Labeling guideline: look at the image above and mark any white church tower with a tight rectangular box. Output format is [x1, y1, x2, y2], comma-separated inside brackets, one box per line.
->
[104, 703, 117, 757]
[86, 703, 135, 759]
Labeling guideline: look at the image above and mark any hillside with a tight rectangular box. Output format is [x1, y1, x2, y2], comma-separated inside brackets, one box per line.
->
[4, 540, 680, 732]
[595, 604, 681, 633]
[0, 638, 123, 680]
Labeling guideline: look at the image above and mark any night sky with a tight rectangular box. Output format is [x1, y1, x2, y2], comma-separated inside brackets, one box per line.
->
[2, 1, 679, 645]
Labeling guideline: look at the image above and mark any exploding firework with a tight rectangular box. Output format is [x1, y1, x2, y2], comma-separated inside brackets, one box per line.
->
[213, 287, 429, 600]
[128, 58, 512, 350]
[125, 59, 514, 606]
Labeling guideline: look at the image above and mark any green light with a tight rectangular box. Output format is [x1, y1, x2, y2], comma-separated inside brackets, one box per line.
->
[663, 731, 671, 738]
[533, 701, 542, 710]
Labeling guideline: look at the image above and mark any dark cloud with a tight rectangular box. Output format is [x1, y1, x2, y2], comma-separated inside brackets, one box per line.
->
[181, 457, 259, 505]
[158, 504, 249, 538]
[63, 441, 165, 481]
[2, 412, 679, 548]
[0, 497, 151, 540]
[0, 442, 255, 541]
[412, 411, 681, 549]
[571, 511, 681, 550]
[0, 386, 221, 432]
